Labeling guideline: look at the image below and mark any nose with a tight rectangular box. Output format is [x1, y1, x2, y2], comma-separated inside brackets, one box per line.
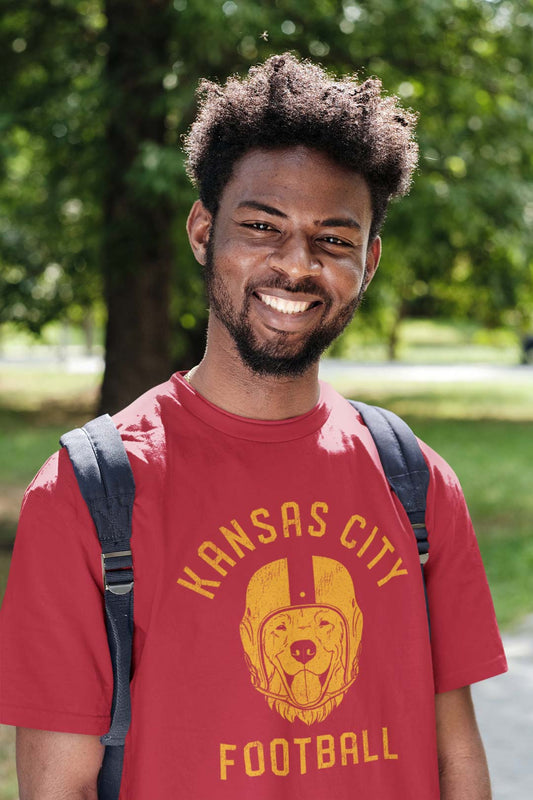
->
[269, 234, 320, 279]
[290, 639, 316, 665]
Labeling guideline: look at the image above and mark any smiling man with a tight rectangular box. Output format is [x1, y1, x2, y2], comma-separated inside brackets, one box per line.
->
[190, 148, 380, 396]
[0, 55, 506, 800]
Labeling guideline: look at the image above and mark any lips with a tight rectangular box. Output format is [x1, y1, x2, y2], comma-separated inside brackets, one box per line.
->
[255, 291, 322, 315]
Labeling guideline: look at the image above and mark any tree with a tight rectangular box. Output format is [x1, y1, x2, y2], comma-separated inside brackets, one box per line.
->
[0, 0, 105, 332]
[98, 0, 179, 410]
[1, 0, 532, 407]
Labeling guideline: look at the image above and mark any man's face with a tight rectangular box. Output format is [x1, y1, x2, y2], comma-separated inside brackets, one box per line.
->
[188, 146, 380, 377]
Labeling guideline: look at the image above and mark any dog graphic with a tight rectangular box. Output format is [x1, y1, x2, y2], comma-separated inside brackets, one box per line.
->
[240, 556, 363, 725]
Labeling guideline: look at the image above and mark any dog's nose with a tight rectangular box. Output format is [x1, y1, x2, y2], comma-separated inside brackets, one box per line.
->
[290, 639, 316, 664]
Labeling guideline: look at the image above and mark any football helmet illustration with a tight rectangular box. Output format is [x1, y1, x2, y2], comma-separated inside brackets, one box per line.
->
[240, 556, 363, 725]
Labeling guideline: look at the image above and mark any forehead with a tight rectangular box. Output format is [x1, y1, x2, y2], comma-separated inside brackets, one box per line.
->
[220, 146, 373, 228]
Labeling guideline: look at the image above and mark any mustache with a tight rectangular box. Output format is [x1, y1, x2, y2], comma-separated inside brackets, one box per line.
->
[245, 275, 332, 306]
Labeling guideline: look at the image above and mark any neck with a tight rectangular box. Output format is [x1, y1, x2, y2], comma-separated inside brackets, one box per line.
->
[187, 321, 321, 420]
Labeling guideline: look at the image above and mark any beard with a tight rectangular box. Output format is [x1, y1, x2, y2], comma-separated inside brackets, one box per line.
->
[204, 241, 365, 377]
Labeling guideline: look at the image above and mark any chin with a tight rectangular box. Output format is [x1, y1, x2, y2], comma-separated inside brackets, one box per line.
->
[236, 336, 328, 377]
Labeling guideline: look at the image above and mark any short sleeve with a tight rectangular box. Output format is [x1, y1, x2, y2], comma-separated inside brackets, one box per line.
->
[421, 443, 508, 693]
[0, 449, 112, 734]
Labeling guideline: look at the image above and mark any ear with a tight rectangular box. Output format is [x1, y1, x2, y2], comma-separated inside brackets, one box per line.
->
[186, 200, 213, 266]
[363, 236, 381, 290]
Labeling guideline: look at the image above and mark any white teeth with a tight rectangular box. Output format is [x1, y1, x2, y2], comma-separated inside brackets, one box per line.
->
[257, 293, 313, 314]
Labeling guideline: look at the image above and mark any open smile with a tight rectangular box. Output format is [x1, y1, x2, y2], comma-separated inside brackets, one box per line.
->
[255, 291, 323, 316]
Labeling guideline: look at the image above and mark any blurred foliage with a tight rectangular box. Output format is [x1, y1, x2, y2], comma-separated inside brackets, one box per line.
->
[1, 0, 105, 332]
[1, 0, 532, 364]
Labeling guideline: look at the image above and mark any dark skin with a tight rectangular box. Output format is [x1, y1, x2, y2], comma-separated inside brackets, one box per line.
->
[16, 146, 491, 799]
[186, 147, 381, 420]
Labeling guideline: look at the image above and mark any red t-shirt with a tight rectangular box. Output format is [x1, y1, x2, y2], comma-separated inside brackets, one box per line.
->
[0, 374, 507, 798]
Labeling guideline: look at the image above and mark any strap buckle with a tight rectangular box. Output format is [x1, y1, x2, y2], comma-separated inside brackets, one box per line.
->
[101, 550, 134, 595]
[412, 523, 429, 566]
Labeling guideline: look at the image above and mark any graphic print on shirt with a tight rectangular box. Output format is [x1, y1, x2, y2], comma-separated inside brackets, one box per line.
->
[240, 556, 363, 725]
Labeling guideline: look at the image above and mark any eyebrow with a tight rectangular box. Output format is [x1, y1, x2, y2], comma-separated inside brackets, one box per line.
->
[237, 201, 288, 218]
[319, 216, 362, 230]
[237, 201, 361, 230]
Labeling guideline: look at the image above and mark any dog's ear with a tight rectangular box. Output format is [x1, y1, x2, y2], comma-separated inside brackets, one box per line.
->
[239, 616, 254, 646]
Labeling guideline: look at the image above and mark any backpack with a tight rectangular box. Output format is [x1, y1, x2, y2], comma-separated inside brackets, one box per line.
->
[60, 400, 430, 800]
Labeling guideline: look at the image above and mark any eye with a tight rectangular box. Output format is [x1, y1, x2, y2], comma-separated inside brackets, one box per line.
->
[275, 622, 287, 631]
[319, 235, 352, 247]
[242, 221, 277, 232]
[319, 618, 332, 628]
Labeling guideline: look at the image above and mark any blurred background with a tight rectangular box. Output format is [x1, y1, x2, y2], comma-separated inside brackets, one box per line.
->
[1, 0, 532, 796]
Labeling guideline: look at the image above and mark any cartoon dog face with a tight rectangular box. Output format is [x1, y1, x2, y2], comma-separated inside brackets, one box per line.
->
[261, 605, 347, 708]
[240, 557, 363, 725]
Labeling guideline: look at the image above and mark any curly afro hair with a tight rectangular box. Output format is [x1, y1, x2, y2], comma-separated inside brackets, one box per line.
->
[184, 53, 418, 241]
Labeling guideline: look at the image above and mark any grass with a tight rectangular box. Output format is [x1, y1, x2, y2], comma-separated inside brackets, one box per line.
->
[0, 348, 531, 797]
[0, 726, 16, 800]
[337, 317, 522, 364]
[398, 418, 532, 629]
[0, 369, 100, 542]
[327, 375, 533, 421]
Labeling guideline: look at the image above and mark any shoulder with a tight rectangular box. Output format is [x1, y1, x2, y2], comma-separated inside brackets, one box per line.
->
[417, 438, 466, 507]
[21, 374, 183, 510]
[324, 384, 468, 509]
[20, 446, 79, 518]
[328, 382, 465, 494]
[110, 374, 184, 471]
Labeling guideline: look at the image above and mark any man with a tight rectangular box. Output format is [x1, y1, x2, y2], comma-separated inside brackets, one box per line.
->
[0, 54, 506, 799]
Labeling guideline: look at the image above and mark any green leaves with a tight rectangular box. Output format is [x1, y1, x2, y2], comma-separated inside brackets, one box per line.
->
[1, 0, 532, 357]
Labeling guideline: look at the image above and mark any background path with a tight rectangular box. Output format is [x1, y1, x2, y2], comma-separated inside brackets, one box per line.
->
[319, 359, 533, 385]
[473, 616, 533, 799]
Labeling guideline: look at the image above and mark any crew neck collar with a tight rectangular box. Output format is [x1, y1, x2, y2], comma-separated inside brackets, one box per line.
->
[172, 372, 332, 442]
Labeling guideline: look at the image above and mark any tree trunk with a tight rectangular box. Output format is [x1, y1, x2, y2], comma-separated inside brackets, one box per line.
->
[82, 310, 95, 356]
[99, 0, 174, 414]
[101, 246, 172, 413]
[387, 302, 407, 362]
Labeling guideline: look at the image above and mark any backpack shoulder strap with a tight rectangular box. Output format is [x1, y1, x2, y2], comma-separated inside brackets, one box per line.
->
[60, 414, 135, 800]
[348, 400, 431, 633]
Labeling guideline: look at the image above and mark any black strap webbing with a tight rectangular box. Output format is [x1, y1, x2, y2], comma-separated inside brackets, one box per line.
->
[349, 400, 431, 633]
[60, 414, 135, 800]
